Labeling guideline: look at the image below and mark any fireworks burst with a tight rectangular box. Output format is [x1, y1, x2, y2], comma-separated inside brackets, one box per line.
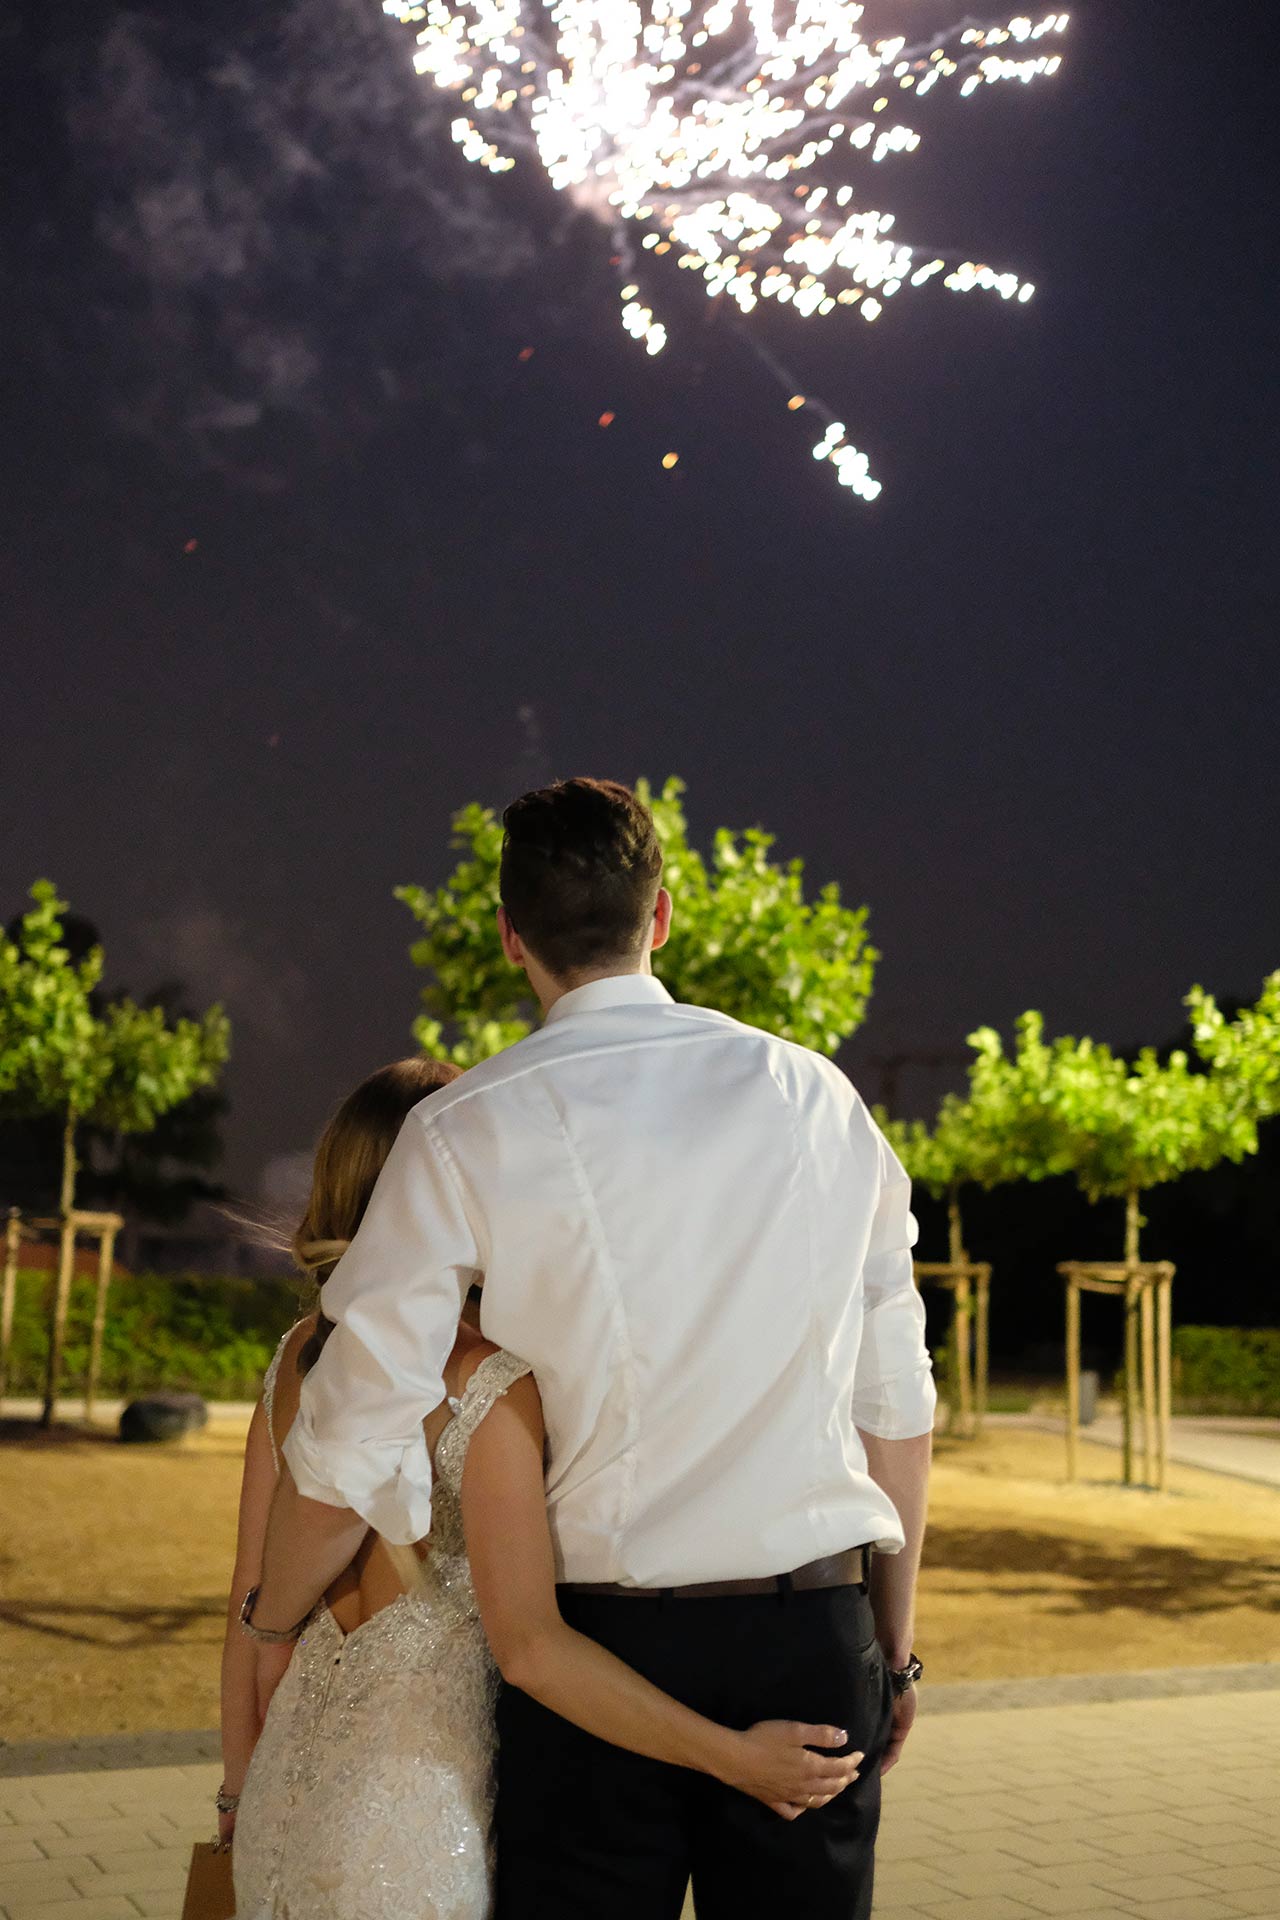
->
[384, 0, 1069, 499]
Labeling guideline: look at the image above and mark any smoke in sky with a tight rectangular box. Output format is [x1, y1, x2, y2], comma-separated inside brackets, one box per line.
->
[131, 903, 309, 1050]
[27, 0, 537, 487]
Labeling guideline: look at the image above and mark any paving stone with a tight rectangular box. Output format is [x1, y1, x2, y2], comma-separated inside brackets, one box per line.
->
[1125, 1902, 1240, 1920]
[1193, 1843, 1280, 1869]
[79, 1849, 188, 1880]
[1217, 1893, 1280, 1919]
[1013, 1904, 1136, 1920]
[0, 1884, 81, 1915]
[72, 1868, 186, 1902]
[1087, 1853, 1216, 1885]
[1187, 1864, 1280, 1896]
[6, 1903, 139, 1920]
[1101, 1875, 1208, 1904]
[0, 1838, 44, 1865]
[918, 1898, 1040, 1920]
[0, 1861, 98, 1892]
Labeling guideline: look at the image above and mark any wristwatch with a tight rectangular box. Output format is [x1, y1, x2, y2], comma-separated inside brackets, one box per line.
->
[888, 1652, 923, 1697]
[238, 1585, 311, 1645]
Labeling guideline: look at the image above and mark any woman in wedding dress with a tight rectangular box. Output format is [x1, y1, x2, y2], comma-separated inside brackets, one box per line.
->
[219, 1059, 862, 1920]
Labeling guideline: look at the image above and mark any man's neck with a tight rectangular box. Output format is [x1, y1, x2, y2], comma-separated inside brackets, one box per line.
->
[534, 955, 651, 1018]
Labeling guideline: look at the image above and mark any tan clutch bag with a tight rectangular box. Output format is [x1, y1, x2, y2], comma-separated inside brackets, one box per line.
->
[181, 1840, 236, 1920]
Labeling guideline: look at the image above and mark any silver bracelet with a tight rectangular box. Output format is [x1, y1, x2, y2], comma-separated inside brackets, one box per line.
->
[238, 1585, 310, 1645]
[215, 1785, 240, 1814]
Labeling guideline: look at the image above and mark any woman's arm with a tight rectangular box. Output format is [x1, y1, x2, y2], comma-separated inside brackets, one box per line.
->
[461, 1372, 862, 1819]
[219, 1400, 278, 1840]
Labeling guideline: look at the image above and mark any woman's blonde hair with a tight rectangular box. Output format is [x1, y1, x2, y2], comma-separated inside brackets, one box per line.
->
[294, 1056, 462, 1371]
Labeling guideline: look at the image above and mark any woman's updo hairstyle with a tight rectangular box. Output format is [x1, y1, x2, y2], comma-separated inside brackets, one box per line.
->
[294, 1056, 462, 1371]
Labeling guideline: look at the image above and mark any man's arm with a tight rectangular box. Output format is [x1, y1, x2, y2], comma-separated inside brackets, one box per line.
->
[251, 1109, 480, 1635]
[858, 1429, 930, 1771]
[850, 1107, 936, 1771]
[250, 1466, 368, 1640]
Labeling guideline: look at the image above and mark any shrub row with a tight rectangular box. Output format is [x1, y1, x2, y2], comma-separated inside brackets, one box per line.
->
[2, 1269, 303, 1402]
[1172, 1325, 1280, 1416]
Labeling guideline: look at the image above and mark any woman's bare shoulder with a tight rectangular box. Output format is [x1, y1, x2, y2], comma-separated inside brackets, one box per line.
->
[267, 1314, 320, 1422]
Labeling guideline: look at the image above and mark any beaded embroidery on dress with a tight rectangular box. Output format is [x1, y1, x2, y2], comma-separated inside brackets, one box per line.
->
[233, 1341, 532, 1920]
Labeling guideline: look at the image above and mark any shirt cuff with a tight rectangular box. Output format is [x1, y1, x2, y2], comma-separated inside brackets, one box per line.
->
[852, 1363, 939, 1440]
[282, 1406, 435, 1547]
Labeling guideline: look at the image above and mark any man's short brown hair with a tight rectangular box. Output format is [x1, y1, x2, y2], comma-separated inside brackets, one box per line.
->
[499, 778, 664, 980]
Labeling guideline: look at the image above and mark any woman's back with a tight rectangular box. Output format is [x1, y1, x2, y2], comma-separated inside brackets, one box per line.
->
[263, 1318, 410, 1632]
[234, 1322, 530, 1920]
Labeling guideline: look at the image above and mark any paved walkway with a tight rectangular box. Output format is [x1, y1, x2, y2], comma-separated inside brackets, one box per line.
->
[3, 1670, 1277, 1920]
[995, 1413, 1280, 1489]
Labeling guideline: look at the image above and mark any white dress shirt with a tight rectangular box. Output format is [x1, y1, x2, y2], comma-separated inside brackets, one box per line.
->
[285, 975, 936, 1584]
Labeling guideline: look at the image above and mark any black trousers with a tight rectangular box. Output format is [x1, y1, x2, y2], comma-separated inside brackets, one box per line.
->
[493, 1582, 894, 1920]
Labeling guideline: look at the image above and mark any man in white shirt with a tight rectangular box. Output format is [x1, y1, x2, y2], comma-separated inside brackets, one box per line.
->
[251, 777, 935, 1919]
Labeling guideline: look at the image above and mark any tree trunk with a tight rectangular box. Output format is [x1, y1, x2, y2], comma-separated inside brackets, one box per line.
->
[85, 1224, 117, 1423]
[1124, 1188, 1141, 1266]
[42, 1113, 79, 1429]
[947, 1186, 964, 1267]
[60, 1115, 78, 1217]
[945, 1185, 973, 1435]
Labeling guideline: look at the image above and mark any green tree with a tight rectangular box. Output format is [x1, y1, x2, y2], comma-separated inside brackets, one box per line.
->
[966, 1010, 1260, 1263]
[0, 884, 230, 1214]
[881, 1100, 978, 1266]
[1186, 971, 1280, 1122]
[885, 1019, 1076, 1255]
[397, 778, 878, 1063]
[0, 883, 230, 1421]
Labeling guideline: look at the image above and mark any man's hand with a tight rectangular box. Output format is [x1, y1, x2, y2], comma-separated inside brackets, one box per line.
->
[880, 1685, 917, 1774]
[254, 1639, 296, 1724]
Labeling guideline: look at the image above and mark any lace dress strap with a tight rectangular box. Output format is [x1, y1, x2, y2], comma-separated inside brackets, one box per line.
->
[261, 1328, 298, 1478]
[435, 1349, 533, 1496]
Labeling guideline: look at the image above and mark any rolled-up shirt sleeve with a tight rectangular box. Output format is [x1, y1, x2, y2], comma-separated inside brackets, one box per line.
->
[851, 1116, 937, 1440]
[283, 1108, 480, 1544]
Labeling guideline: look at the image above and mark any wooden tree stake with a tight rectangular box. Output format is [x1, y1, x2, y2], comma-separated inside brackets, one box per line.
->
[974, 1268, 990, 1438]
[1140, 1279, 1158, 1487]
[42, 1216, 77, 1429]
[1059, 1261, 1175, 1490]
[1, 1210, 22, 1407]
[85, 1222, 119, 1423]
[1065, 1275, 1080, 1483]
[1157, 1274, 1173, 1492]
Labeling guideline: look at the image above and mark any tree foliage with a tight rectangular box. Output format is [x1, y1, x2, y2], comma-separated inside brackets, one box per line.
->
[1186, 971, 1280, 1121]
[0, 882, 230, 1211]
[962, 1008, 1265, 1260]
[397, 778, 878, 1064]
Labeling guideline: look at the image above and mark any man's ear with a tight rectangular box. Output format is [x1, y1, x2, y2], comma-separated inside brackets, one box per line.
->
[650, 887, 673, 953]
[497, 905, 524, 967]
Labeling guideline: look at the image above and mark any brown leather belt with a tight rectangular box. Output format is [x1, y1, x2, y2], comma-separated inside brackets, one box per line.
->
[560, 1545, 872, 1602]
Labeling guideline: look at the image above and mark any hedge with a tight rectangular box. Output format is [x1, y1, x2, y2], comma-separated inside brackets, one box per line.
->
[1, 1269, 302, 1402]
[1172, 1325, 1280, 1416]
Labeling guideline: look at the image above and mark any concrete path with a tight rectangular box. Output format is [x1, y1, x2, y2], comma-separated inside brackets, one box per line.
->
[4, 1669, 1277, 1919]
[994, 1412, 1280, 1490]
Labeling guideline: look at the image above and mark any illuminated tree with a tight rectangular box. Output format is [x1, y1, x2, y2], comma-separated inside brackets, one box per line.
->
[1187, 971, 1280, 1124]
[397, 778, 877, 1064]
[0, 885, 229, 1215]
[0, 883, 229, 1420]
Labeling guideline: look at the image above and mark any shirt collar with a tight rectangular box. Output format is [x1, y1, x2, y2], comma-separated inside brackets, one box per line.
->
[543, 973, 674, 1026]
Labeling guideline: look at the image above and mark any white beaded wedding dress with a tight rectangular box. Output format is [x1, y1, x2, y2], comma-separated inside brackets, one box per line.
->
[232, 1340, 531, 1920]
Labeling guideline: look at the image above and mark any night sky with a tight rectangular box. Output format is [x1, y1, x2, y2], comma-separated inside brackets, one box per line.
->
[3, 0, 1277, 1200]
